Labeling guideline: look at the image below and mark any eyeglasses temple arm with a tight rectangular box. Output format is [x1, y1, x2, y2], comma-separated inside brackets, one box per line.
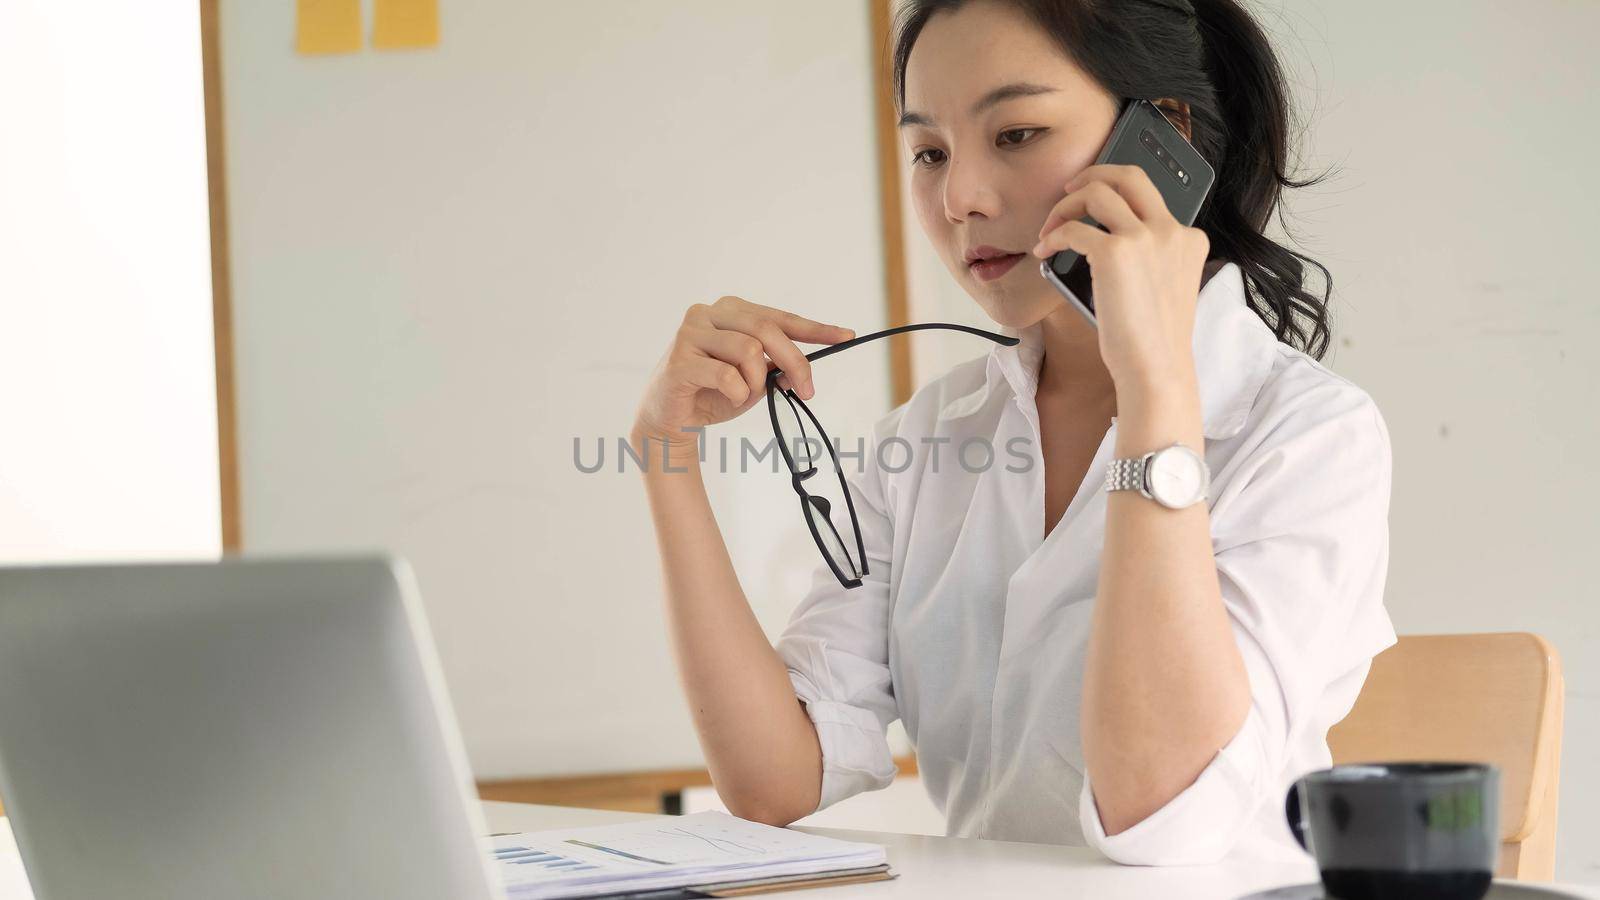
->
[764, 323, 1020, 385]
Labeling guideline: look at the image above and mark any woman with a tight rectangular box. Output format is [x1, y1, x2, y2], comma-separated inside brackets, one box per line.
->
[630, 0, 1394, 865]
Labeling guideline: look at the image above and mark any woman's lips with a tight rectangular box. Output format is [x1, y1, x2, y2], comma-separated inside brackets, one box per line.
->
[969, 252, 1025, 282]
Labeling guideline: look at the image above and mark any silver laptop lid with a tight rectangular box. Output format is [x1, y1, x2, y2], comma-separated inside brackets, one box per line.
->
[0, 555, 504, 900]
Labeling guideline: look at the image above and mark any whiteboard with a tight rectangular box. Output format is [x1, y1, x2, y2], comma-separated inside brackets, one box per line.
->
[221, 0, 892, 777]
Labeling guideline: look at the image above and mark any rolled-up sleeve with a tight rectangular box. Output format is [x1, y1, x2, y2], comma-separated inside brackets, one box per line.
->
[773, 407, 904, 814]
[1080, 390, 1399, 865]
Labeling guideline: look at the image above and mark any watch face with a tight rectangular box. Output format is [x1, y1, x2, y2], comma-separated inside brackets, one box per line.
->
[1148, 445, 1208, 508]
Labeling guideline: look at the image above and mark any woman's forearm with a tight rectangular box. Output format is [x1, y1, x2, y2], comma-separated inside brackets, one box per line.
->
[633, 429, 823, 825]
[1081, 371, 1251, 836]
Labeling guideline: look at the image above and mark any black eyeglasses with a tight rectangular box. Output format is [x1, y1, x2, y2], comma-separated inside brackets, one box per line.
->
[766, 323, 1020, 589]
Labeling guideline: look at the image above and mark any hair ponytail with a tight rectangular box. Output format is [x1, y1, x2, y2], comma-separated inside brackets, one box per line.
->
[1188, 0, 1334, 359]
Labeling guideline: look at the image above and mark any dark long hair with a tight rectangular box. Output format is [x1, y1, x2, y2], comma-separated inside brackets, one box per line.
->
[892, 0, 1336, 360]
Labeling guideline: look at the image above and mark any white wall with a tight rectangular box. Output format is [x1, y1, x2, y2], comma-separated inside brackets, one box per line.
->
[220, 1, 893, 778]
[0, 2, 221, 563]
[904, 0, 1600, 882]
[1269, 1, 1598, 883]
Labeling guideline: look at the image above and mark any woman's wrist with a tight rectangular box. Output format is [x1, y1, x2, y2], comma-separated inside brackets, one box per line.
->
[1112, 366, 1204, 456]
[629, 420, 703, 473]
[1111, 353, 1198, 404]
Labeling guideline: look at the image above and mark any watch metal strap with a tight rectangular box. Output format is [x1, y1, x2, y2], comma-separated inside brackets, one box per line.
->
[1104, 456, 1146, 494]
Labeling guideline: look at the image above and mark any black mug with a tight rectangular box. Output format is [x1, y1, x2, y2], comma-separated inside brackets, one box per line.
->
[1285, 763, 1500, 900]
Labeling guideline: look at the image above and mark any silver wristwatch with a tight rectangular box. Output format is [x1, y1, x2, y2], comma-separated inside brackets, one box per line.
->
[1104, 441, 1210, 509]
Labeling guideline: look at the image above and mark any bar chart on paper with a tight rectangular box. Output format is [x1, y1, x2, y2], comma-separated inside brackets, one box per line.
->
[493, 844, 603, 872]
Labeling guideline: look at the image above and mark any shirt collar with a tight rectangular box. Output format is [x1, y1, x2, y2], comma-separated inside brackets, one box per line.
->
[938, 261, 1279, 441]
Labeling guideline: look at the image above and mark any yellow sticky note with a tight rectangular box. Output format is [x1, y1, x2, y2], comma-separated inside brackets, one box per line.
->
[372, 0, 440, 50]
[296, 0, 362, 55]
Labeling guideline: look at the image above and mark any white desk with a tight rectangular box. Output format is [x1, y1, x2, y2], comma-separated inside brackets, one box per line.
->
[478, 803, 1600, 899]
[1, 804, 1595, 899]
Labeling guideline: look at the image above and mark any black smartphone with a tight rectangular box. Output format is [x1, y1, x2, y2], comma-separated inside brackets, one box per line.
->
[1039, 98, 1216, 325]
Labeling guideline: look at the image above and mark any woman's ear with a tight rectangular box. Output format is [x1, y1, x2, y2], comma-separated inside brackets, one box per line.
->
[1152, 97, 1193, 142]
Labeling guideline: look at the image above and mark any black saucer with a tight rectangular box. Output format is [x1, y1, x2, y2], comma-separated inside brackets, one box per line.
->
[1239, 883, 1590, 900]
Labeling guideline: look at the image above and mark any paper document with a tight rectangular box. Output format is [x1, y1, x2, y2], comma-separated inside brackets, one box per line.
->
[491, 811, 888, 899]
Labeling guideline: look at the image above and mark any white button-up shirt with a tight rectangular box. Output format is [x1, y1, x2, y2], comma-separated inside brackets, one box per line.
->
[773, 261, 1396, 864]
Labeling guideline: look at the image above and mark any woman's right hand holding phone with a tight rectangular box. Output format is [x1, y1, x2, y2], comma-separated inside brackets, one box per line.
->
[632, 295, 855, 452]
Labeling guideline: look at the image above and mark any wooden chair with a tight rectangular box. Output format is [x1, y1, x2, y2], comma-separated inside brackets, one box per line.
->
[1327, 633, 1564, 880]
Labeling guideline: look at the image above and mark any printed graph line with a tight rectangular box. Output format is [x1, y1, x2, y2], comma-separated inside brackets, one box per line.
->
[656, 826, 764, 855]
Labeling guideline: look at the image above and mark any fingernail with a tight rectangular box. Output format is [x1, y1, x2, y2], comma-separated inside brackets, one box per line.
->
[1032, 242, 1045, 257]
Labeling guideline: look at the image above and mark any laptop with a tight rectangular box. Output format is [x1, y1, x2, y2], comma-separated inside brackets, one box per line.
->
[0, 555, 506, 900]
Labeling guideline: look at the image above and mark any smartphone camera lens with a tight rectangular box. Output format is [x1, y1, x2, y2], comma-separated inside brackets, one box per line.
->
[1143, 127, 1189, 187]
